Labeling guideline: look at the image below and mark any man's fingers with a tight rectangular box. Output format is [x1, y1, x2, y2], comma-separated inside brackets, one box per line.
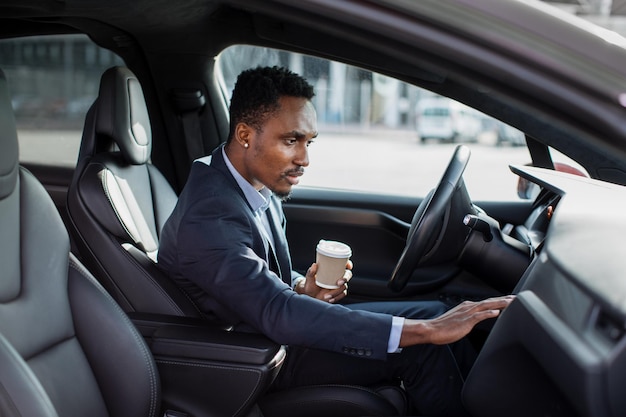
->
[433, 295, 515, 323]
[474, 309, 501, 321]
[451, 295, 515, 314]
[479, 295, 515, 311]
[459, 297, 513, 325]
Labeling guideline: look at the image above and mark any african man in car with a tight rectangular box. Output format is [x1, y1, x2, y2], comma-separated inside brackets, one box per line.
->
[158, 65, 514, 417]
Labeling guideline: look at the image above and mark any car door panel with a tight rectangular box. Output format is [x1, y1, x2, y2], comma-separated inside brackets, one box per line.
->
[284, 187, 533, 302]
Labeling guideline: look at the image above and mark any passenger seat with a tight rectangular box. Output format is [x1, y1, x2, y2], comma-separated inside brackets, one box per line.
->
[66, 66, 200, 317]
[0, 66, 162, 417]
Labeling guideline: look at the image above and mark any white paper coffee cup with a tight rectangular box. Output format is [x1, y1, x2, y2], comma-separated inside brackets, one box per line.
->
[315, 240, 352, 289]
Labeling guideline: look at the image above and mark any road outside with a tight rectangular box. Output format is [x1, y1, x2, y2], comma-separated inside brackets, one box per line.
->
[303, 127, 532, 201]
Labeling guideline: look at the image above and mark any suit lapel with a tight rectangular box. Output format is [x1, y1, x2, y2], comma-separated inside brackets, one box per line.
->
[211, 146, 291, 286]
[266, 199, 293, 286]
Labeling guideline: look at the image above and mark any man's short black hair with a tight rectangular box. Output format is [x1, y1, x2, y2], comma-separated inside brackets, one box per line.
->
[228, 66, 315, 141]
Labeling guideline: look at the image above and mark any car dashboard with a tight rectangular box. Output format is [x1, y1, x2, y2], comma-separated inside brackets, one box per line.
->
[463, 165, 626, 417]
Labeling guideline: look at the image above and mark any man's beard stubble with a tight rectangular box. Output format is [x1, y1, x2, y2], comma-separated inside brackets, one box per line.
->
[274, 190, 292, 201]
[273, 167, 304, 201]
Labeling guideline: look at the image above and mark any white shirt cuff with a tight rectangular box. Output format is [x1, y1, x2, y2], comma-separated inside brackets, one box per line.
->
[387, 316, 405, 353]
[292, 276, 305, 290]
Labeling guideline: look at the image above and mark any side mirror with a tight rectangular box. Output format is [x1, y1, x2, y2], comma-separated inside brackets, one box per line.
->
[517, 176, 539, 200]
[517, 162, 588, 200]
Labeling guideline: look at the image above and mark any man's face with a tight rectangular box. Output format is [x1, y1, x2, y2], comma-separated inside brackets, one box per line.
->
[242, 96, 317, 199]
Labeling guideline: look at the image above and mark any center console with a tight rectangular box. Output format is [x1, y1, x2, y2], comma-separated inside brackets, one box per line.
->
[130, 313, 285, 417]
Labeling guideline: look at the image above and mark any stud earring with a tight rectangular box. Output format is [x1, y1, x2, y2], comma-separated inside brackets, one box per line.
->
[244, 143, 249, 148]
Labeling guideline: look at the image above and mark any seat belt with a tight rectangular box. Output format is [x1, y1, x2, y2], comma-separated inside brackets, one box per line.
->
[172, 88, 206, 161]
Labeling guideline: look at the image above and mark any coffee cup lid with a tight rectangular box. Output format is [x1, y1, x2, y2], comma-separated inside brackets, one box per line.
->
[316, 240, 352, 258]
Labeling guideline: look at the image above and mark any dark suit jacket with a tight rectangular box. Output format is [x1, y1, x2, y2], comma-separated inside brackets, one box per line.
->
[158, 145, 392, 360]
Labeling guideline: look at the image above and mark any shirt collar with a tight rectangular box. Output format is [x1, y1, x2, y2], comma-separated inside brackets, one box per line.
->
[221, 146, 271, 213]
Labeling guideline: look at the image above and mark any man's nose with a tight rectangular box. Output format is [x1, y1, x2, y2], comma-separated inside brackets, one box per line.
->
[294, 144, 309, 167]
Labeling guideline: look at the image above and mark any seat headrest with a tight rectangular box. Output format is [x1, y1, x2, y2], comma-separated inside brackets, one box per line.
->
[0, 69, 19, 200]
[95, 67, 152, 165]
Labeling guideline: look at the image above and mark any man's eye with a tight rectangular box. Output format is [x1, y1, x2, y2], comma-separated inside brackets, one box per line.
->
[285, 138, 297, 145]
[306, 140, 314, 147]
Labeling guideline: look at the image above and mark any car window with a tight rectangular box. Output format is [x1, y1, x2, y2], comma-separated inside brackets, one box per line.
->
[0, 34, 124, 167]
[216, 45, 534, 200]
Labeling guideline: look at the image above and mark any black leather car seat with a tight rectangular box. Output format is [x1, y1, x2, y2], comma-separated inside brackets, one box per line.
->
[0, 68, 162, 416]
[66, 66, 201, 317]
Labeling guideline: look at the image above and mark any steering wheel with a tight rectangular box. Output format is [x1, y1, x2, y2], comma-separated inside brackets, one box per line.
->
[388, 145, 473, 292]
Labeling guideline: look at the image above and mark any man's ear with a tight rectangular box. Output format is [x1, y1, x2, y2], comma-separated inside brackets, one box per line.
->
[234, 122, 253, 148]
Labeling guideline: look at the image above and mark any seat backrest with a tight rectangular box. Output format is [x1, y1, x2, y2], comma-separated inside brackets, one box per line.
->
[0, 331, 59, 417]
[67, 66, 202, 317]
[0, 68, 161, 417]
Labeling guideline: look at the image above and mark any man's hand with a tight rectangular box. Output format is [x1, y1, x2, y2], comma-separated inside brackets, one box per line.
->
[400, 295, 515, 347]
[295, 261, 353, 303]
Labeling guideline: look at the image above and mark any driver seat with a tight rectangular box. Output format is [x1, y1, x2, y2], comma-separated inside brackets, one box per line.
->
[63, 66, 409, 416]
[66, 66, 201, 317]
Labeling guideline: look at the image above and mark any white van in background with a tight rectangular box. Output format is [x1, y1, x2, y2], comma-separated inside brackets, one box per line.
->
[415, 97, 482, 143]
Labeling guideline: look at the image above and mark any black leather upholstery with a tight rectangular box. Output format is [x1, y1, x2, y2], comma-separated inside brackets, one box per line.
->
[1, 64, 282, 417]
[259, 384, 409, 417]
[0, 68, 161, 416]
[0, 331, 58, 417]
[67, 66, 202, 317]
